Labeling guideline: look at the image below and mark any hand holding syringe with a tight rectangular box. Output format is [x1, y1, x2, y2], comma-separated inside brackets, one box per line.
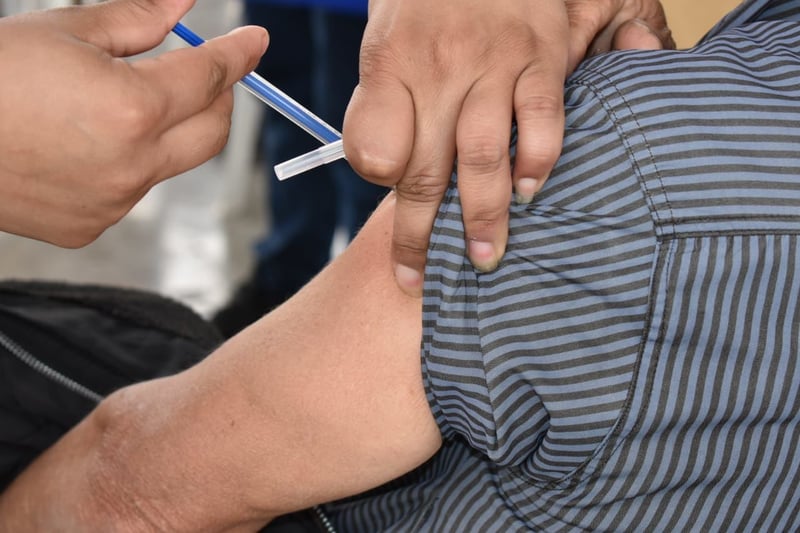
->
[172, 22, 345, 181]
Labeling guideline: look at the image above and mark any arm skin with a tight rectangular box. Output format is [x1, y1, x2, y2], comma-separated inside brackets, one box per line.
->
[0, 194, 442, 532]
[343, 0, 673, 296]
[0, 0, 267, 248]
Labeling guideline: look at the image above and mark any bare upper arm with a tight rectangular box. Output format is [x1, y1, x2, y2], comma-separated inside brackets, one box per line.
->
[0, 193, 441, 530]
[189, 191, 442, 515]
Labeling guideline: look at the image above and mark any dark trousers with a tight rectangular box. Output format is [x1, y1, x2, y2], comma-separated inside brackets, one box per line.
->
[245, 3, 388, 295]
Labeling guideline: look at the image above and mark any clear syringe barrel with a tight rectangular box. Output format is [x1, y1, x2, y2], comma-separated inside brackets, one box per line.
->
[274, 139, 345, 181]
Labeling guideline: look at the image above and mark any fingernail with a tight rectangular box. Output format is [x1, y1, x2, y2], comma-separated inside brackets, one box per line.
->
[515, 177, 539, 204]
[395, 263, 423, 297]
[469, 240, 500, 273]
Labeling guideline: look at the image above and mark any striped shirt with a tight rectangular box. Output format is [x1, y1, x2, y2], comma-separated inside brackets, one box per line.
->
[327, 0, 800, 530]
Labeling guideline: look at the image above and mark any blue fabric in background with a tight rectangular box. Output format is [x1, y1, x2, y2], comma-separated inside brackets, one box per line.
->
[248, 0, 367, 15]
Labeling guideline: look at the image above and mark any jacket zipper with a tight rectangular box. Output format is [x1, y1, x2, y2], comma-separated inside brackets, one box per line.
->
[313, 506, 337, 533]
[1, 327, 338, 532]
[0, 328, 102, 403]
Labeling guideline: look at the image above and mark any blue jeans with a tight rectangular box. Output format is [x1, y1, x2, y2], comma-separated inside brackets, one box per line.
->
[244, 3, 387, 294]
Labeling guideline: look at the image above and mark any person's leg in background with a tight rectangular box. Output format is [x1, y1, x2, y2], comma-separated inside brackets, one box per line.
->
[320, 9, 389, 241]
[214, 2, 336, 338]
[214, 1, 385, 339]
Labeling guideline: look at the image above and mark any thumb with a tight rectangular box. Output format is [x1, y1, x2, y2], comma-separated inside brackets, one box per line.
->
[565, 0, 620, 72]
[57, 0, 196, 57]
[612, 19, 666, 50]
[566, 0, 676, 71]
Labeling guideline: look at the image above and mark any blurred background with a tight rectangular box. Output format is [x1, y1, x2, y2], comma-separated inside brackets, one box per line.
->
[0, 0, 741, 318]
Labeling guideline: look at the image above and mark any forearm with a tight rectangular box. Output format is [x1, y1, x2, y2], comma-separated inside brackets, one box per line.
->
[0, 393, 161, 531]
[0, 376, 271, 532]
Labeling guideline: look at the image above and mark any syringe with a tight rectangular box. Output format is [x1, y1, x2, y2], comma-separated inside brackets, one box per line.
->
[171, 22, 346, 178]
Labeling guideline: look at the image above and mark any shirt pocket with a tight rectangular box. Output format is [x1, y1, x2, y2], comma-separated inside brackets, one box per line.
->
[423, 201, 658, 485]
[496, 234, 800, 532]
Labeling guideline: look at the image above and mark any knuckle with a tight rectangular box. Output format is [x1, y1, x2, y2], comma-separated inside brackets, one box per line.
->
[347, 146, 404, 185]
[57, 221, 107, 249]
[464, 203, 507, 231]
[55, 233, 92, 249]
[515, 92, 563, 120]
[129, 0, 169, 31]
[81, 225, 106, 246]
[565, 0, 615, 29]
[493, 20, 537, 54]
[103, 168, 147, 205]
[358, 40, 406, 83]
[457, 138, 507, 177]
[360, 34, 453, 85]
[460, 187, 511, 232]
[396, 172, 449, 204]
[112, 90, 160, 140]
[393, 232, 431, 262]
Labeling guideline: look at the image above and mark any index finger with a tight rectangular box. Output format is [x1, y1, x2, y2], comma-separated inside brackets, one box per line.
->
[132, 26, 267, 128]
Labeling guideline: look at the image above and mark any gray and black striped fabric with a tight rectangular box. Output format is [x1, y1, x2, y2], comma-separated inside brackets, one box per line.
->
[326, 0, 800, 530]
